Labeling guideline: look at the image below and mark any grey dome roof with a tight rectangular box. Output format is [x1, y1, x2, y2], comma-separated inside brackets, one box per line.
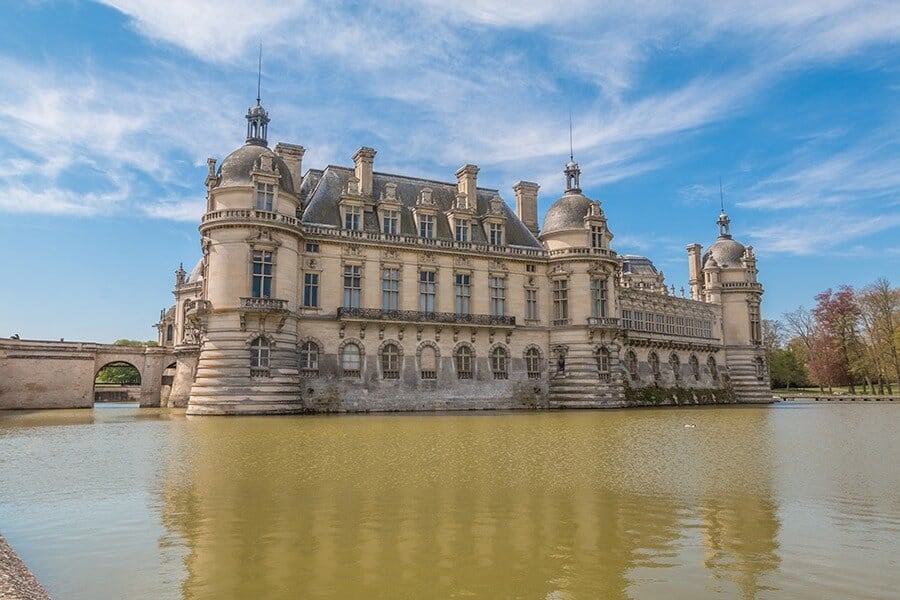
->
[186, 259, 204, 283]
[541, 191, 593, 236]
[622, 255, 659, 275]
[216, 144, 294, 194]
[703, 237, 746, 268]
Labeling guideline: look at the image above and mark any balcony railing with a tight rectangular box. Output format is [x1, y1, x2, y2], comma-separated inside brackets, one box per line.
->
[337, 307, 515, 327]
[240, 297, 289, 312]
[185, 299, 212, 315]
[587, 317, 620, 328]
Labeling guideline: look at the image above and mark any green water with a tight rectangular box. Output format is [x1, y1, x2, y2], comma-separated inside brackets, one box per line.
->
[0, 403, 897, 599]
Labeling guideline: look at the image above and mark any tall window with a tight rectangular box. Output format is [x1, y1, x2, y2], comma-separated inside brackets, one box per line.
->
[488, 223, 503, 245]
[708, 356, 719, 381]
[590, 278, 608, 318]
[343, 265, 361, 308]
[689, 354, 700, 381]
[669, 353, 681, 381]
[250, 337, 270, 369]
[525, 347, 542, 379]
[419, 345, 437, 379]
[255, 182, 274, 211]
[649, 352, 660, 381]
[419, 271, 436, 313]
[454, 218, 470, 242]
[454, 274, 471, 314]
[341, 343, 361, 377]
[303, 273, 319, 308]
[491, 346, 509, 380]
[489, 277, 506, 316]
[382, 268, 400, 311]
[381, 343, 400, 379]
[166, 325, 173, 342]
[382, 210, 399, 235]
[596, 347, 610, 376]
[590, 225, 603, 248]
[419, 214, 434, 238]
[625, 350, 638, 381]
[552, 279, 569, 323]
[525, 289, 538, 321]
[455, 346, 473, 379]
[345, 205, 362, 231]
[299, 341, 319, 376]
[252, 250, 273, 298]
[750, 303, 762, 343]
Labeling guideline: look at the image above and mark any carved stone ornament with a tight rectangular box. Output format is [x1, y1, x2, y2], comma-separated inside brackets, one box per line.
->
[489, 195, 503, 215]
[381, 182, 399, 202]
[418, 187, 434, 205]
[488, 259, 508, 272]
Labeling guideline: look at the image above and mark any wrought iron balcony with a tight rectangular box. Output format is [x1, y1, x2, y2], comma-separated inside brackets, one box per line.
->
[240, 297, 289, 312]
[587, 316, 620, 328]
[337, 307, 515, 327]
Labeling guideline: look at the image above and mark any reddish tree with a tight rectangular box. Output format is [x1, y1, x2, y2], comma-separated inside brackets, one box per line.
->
[811, 286, 863, 392]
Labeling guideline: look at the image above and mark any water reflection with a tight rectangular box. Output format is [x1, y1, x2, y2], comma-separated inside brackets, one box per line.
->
[158, 409, 782, 599]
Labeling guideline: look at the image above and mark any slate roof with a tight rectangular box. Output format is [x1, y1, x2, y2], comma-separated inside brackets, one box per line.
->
[540, 191, 594, 236]
[299, 166, 542, 248]
[216, 144, 295, 194]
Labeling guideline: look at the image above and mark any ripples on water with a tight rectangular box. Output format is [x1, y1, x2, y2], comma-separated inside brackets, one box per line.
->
[0, 403, 898, 599]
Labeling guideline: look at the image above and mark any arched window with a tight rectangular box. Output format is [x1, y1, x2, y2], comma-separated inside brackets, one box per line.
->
[299, 341, 319, 377]
[689, 354, 700, 381]
[625, 350, 638, 381]
[491, 346, 509, 380]
[755, 356, 766, 381]
[708, 356, 719, 381]
[419, 344, 437, 380]
[250, 337, 270, 376]
[669, 353, 681, 381]
[649, 352, 660, 381]
[596, 346, 610, 382]
[455, 345, 473, 379]
[341, 343, 361, 377]
[525, 347, 542, 379]
[381, 343, 400, 379]
[166, 324, 174, 343]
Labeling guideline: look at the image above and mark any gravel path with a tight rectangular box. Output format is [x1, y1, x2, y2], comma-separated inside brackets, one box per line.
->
[0, 535, 50, 599]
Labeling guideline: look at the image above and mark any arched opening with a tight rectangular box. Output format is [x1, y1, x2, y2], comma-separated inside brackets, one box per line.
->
[455, 345, 473, 379]
[525, 347, 542, 380]
[595, 346, 610, 382]
[419, 345, 437, 380]
[669, 353, 681, 382]
[381, 343, 400, 380]
[491, 346, 509, 380]
[649, 352, 660, 382]
[94, 361, 142, 405]
[160, 361, 177, 406]
[625, 350, 638, 381]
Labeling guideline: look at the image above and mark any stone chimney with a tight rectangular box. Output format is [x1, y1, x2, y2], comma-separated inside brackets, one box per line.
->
[353, 147, 376, 198]
[513, 181, 540, 235]
[274, 143, 305, 194]
[686, 243, 703, 301]
[455, 164, 479, 210]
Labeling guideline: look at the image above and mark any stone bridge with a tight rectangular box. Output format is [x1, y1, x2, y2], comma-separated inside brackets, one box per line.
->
[0, 338, 177, 409]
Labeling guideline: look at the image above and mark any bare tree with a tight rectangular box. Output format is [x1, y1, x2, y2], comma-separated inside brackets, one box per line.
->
[858, 278, 900, 393]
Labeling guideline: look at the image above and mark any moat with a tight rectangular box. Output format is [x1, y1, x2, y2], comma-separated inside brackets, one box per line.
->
[1, 403, 897, 599]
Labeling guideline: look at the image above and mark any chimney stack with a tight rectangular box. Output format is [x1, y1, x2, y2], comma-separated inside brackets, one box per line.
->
[455, 164, 479, 210]
[353, 147, 376, 198]
[513, 181, 540, 235]
[274, 143, 305, 194]
[686, 243, 704, 301]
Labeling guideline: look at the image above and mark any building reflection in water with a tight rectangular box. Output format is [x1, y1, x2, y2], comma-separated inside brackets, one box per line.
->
[158, 407, 780, 599]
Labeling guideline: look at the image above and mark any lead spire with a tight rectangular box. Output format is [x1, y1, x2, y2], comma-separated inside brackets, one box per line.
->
[245, 43, 270, 147]
[717, 178, 731, 238]
[564, 113, 581, 193]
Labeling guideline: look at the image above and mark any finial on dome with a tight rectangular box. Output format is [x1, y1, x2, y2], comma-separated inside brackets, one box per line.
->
[717, 178, 731, 238]
[564, 113, 581, 193]
[245, 43, 270, 147]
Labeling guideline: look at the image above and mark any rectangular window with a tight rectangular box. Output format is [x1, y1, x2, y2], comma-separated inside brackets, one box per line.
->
[488, 223, 503, 245]
[344, 205, 362, 231]
[255, 182, 274, 211]
[552, 279, 569, 323]
[343, 265, 361, 308]
[382, 210, 399, 235]
[454, 218, 470, 242]
[303, 273, 319, 308]
[525, 289, 538, 321]
[419, 214, 434, 238]
[590, 278, 608, 318]
[750, 303, 761, 342]
[251, 250, 273, 298]
[382, 268, 400, 311]
[454, 273, 471, 314]
[622, 309, 633, 329]
[489, 277, 506, 316]
[305, 242, 319, 253]
[526, 264, 536, 273]
[590, 225, 603, 249]
[419, 270, 436, 312]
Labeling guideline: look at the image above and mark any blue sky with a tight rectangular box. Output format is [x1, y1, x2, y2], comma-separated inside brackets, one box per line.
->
[1, 0, 898, 343]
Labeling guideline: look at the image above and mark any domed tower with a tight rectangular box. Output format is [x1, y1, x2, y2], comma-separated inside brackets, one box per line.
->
[687, 209, 770, 402]
[186, 99, 306, 415]
[539, 157, 623, 407]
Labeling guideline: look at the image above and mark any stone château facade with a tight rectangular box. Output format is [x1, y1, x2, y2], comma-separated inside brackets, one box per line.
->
[156, 99, 771, 415]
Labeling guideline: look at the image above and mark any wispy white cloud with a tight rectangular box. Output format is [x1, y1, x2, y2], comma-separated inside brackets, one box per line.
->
[748, 212, 900, 255]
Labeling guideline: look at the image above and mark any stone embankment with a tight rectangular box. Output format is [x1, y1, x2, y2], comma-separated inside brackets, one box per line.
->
[778, 395, 897, 402]
[0, 535, 50, 599]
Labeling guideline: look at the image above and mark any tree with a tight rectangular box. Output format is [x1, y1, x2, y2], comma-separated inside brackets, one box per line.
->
[857, 279, 899, 393]
[113, 339, 158, 347]
[769, 347, 808, 389]
[812, 286, 864, 393]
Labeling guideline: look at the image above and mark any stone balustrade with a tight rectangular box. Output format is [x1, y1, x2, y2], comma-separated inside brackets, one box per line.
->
[239, 297, 289, 312]
[337, 306, 515, 327]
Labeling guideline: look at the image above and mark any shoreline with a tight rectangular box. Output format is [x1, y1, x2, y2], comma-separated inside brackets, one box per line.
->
[0, 534, 50, 599]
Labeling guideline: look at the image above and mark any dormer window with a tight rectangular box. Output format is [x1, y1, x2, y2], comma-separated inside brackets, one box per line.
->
[382, 210, 399, 235]
[488, 222, 504, 246]
[345, 205, 362, 231]
[255, 182, 274, 211]
[419, 214, 435, 238]
[590, 225, 603, 249]
[454, 218, 470, 242]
